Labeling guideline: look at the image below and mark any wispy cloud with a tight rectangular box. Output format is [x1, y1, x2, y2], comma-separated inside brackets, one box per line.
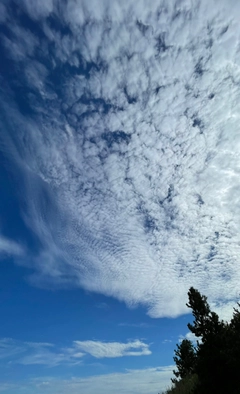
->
[1, 0, 240, 319]
[0, 338, 150, 366]
[0, 338, 83, 367]
[162, 339, 172, 344]
[0, 235, 23, 257]
[73, 340, 151, 358]
[0, 366, 174, 394]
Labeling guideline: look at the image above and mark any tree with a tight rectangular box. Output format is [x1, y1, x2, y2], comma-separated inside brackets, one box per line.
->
[186, 287, 219, 339]
[186, 287, 238, 394]
[166, 287, 240, 394]
[172, 339, 196, 383]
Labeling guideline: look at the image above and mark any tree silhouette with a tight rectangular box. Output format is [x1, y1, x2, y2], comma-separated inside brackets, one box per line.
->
[166, 287, 240, 394]
[172, 339, 196, 384]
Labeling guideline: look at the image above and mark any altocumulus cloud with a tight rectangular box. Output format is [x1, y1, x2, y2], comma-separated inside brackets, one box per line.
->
[1, 0, 240, 319]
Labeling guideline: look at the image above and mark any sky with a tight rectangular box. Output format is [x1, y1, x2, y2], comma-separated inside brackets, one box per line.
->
[0, 0, 240, 392]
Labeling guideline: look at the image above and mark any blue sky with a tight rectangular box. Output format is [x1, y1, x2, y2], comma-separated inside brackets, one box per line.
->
[1, 0, 240, 393]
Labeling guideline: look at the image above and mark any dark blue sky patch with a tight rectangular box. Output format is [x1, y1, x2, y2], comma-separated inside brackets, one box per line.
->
[136, 20, 150, 36]
[192, 117, 202, 128]
[208, 92, 215, 99]
[46, 13, 72, 37]
[155, 33, 170, 55]
[194, 57, 205, 77]
[207, 245, 217, 261]
[101, 130, 131, 149]
[0, 151, 41, 253]
[9, 2, 45, 39]
[123, 86, 137, 105]
[143, 214, 158, 233]
[220, 25, 229, 36]
[196, 194, 204, 206]
[159, 184, 175, 205]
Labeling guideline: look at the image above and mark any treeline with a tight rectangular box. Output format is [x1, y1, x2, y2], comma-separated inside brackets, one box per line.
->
[162, 287, 240, 394]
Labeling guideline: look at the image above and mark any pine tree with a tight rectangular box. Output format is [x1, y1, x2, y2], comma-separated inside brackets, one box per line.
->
[172, 339, 196, 384]
[165, 288, 240, 394]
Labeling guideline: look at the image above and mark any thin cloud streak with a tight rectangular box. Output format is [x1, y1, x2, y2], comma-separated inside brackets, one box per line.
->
[0, 338, 151, 366]
[0, 235, 23, 257]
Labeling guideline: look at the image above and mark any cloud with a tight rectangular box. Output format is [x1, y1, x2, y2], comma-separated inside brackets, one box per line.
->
[0, 338, 83, 367]
[162, 339, 172, 344]
[73, 340, 151, 358]
[21, 0, 54, 20]
[0, 235, 23, 257]
[0, 338, 150, 366]
[1, 0, 240, 319]
[0, 366, 174, 394]
[0, 2, 7, 23]
[179, 332, 198, 345]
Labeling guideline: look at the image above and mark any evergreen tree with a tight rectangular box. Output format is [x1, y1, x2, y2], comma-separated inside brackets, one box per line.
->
[186, 287, 238, 393]
[172, 339, 196, 384]
[166, 287, 240, 394]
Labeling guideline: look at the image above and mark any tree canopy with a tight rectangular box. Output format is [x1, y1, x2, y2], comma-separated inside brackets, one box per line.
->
[164, 287, 240, 394]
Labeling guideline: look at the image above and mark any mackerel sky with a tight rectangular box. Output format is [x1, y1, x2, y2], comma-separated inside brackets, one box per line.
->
[1, 0, 240, 393]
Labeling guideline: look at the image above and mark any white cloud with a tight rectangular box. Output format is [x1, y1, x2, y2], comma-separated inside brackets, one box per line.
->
[1, 0, 240, 319]
[179, 332, 198, 345]
[0, 338, 83, 367]
[73, 340, 151, 358]
[0, 235, 23, 257]
[0, 338, 150, 366]
[0, 366, 174, 394]
[21, 0, 54, 20]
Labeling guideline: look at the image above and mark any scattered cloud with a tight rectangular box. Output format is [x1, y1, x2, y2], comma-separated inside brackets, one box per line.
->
[73, 340, 151, 358]
[0, 338, 82, 367]
[1, 0, 240, 319]
[162, 339, 172, 344]
[0, 338, 151, 366]
[0, 366, 174, 394]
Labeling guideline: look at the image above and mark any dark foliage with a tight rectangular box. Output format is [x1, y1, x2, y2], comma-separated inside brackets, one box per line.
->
[172, 339, 197, 384]
[162, 288, 240, 394]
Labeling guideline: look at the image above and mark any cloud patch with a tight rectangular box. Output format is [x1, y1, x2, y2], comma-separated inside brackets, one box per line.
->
[0, 235, 23, 257]
[1, 0, 240, 319]
[73, 340, 151, 358]
[0, 338, 83, 367]
[0, 366, 174, 394]
[0, 338, 151, 366]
